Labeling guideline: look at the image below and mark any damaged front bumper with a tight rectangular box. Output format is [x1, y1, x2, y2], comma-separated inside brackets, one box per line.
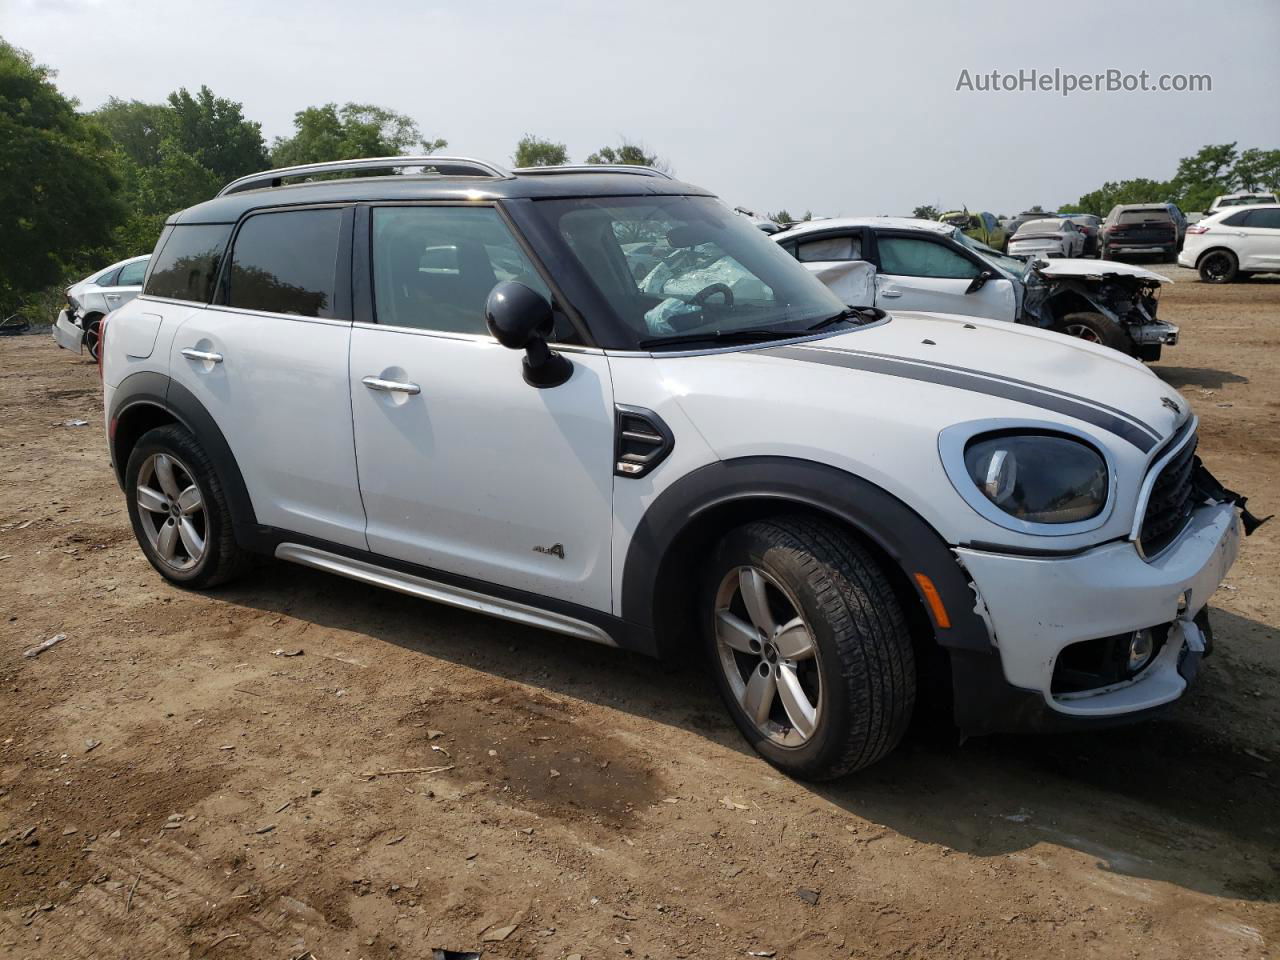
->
[950, 500, 1241, 733]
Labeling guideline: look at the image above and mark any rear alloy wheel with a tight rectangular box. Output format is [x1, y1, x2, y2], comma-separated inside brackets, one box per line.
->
[1058, 311, 1132, 354]
[125, 424, 249, 588]
[1199, 250, 1238, 284]
[706, 516, 915, 779]
[135, 452, 207, 573]
[84, 316, 103, 361]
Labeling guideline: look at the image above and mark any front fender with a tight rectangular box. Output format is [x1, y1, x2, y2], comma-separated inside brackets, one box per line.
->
[621, 456, 992, 652]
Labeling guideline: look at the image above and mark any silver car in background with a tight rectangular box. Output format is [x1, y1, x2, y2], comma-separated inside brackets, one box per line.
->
[52, 254, 150, 360]
[1007, 218, 1086, 259]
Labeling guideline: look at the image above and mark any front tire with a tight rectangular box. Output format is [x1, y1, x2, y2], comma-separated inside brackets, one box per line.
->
[1199, 250, 1238, 283]
[705, 516, 916, 780]
[1056, 311, 1133, 354]
[125, 425, 249, 589]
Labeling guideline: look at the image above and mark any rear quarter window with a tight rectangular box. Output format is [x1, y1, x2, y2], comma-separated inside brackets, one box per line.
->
[144, 224, 233, 302]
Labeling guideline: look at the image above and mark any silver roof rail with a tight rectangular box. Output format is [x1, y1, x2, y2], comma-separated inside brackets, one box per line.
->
[217, 156, 511, 197]
[512, 163, 673, 180]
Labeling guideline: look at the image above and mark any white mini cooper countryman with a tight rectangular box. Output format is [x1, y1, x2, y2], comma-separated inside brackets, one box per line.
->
[101, 157, 1265, 780]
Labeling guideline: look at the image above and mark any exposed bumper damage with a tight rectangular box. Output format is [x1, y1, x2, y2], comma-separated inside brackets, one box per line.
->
[1021, 259, 1177, 359]
[948, 463, 1268, 735]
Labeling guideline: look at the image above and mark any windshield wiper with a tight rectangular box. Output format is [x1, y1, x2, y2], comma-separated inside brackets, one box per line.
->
[637, 328, 798, 350]
[807, 306, 885, 331]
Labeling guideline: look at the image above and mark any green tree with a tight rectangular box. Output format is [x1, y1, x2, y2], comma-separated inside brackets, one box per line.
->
[163, 85, 268, 182]
[92, 97, 168, 168]
[585, 138, 670, 172]
[1168, 142, 1239, 211]
[912, 204, 940, 220]
[0, 39, 123, 302]
[512, 133, 568, 167]
[1230, 147, 1280, 194]
[270, 102, 446, 167]
[1060, 178, 1173, 217]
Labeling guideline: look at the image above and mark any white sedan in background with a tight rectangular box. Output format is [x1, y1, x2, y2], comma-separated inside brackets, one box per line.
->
[52, 254, 150, 360]
[1179, 204, 1280, 283]
[1007, 218, 1086, 258]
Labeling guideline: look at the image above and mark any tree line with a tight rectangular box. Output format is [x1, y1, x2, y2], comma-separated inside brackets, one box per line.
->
[910, 144, 1279, 223]
[0, 37, 665, 305]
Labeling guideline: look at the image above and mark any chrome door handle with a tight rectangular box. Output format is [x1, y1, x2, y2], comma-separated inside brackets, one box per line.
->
[879, 288, 902, 298]
[105, 293, 121, 301]
[362, 376, 420, 395]
[181, 348, 223, 363]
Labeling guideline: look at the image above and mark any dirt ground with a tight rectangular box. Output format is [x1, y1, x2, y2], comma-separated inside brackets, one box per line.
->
[1, 266, 1278, 960]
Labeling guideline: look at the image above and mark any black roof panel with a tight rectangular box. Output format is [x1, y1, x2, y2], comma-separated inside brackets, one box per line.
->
[172, 172, 716, 224]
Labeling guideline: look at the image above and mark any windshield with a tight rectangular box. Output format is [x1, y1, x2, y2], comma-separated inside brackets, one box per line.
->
[950, 228, 1027, 279]
[531, 195, 846, 347]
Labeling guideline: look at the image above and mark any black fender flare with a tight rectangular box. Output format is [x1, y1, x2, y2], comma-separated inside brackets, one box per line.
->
[108, 371, 258, 534]
[620, 456, 991, 652]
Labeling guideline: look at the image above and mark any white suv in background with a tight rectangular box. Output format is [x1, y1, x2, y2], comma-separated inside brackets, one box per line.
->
[101, 157, 1261, 779]
[1179, 204, 1280, 282]
[53, 254, 150, 360]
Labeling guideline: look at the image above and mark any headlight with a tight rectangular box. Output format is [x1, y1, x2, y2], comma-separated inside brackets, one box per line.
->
[962, 432, 1108, 524]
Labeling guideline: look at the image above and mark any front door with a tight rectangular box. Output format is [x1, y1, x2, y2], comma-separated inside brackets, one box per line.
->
[349, 203, 616, 611]
[871, 232, 1016, 320]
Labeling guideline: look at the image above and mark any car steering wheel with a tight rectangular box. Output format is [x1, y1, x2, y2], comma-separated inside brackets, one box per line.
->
[691, 282, 734, 306]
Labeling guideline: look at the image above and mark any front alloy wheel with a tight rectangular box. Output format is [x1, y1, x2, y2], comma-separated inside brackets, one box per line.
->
[705, 516, 916, 779]
[715, 566, 822, 746]
[135, 452, 206, 571]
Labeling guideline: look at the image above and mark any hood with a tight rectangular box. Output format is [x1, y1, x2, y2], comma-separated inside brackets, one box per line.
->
[750, 311, 1189, 454]
[1031, 258, 1172, 284]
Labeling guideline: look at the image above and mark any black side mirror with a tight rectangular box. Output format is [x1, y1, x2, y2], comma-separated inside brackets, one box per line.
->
[484, 281, 573, 388]
[964, 270, 994, 294]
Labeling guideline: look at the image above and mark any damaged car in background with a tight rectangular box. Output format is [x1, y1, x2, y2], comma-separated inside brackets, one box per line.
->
[52, 254, 150, 361]
[769, 217, 1178, 360]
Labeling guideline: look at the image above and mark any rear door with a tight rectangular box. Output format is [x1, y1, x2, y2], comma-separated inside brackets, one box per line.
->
[786, 230, 876, 306]
[348, 203, 616, 610]
[869, 231, 1015, 320]
[168, 206, 368, 549]
[1236, 208, 1280, 270]
[100, 258, 149, 312]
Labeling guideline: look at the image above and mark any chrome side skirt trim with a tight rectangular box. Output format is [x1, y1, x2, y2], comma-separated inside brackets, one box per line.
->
[274, 543, 617, 647]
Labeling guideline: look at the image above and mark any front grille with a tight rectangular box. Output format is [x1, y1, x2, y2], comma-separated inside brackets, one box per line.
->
[1139, 431, 1198, 556]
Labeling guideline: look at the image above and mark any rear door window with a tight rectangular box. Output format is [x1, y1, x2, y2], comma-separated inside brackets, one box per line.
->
[796, 234, 862, 262]
[225, 208, 345, 318]
[1243, 208, 1280, 230]
[144, 224, 233, 302]
[116, 260, 148, 287]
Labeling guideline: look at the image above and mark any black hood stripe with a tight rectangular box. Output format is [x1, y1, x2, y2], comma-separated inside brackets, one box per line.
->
[799, 344, 1162, 442]
[763, 345, 1158, 452]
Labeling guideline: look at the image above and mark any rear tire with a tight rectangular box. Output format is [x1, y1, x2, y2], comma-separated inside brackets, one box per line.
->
[704, 516, 916, 780]
[125, 425, 249, 589]
[1198, 250, 1238, 283]
[84, 315, 103, 361]
[1056, 311, 1132, 354]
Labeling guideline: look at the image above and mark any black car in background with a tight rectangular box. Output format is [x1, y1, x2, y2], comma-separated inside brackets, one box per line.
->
[1063, 213, 1102, 257]
[1101, 204, 1183, 261]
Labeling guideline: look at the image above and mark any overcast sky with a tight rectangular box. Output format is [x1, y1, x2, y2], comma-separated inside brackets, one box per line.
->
[5, 0, 1278, 216]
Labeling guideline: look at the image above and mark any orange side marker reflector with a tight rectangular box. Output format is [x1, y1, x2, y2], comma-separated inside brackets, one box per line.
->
[913, 573, 952, 629]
